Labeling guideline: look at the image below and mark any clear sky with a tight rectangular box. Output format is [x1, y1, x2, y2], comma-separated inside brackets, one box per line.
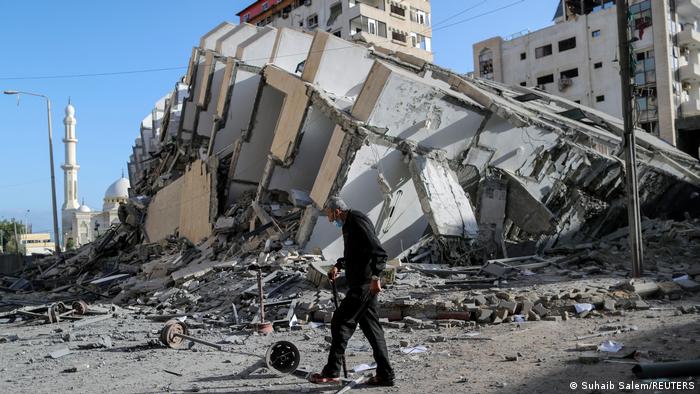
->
[0, 0, 558, 239]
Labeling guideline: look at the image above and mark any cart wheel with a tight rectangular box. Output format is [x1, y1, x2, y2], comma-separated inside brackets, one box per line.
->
[160, 319, 189, 349]
[48, 304, 61, 323]
[265, 341, 300, 374]
[55, 302, 68, 313]
[72, 300, 89, 315]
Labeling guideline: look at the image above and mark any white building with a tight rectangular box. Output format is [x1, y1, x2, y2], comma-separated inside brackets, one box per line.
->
[60, 101, 130, 248]
[235, 0, 433, 61]
[18, 233, 55, 256]
[473, 0, 700, 157]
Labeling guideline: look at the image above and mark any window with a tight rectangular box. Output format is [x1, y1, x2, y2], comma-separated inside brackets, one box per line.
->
[574, 100, 581, 104]
[392, 30, 407, 43]
[594, 62, 603, 69]
[636, 87, 658, 123]
[479, 48, 494, 80]
[630, 0, 652, 39]
[634, 50, 655, 86]
[537, 74, 554, 85]
[410, 7, 430, 25]
[390, 3, 406, 17]
[333, 30, 342, 37]
[558, 37, 576, 52]
[307, 14, 318, 28]
[261, 1, 269, 11]
[520, 52, 526, 60]
[520, 81, 527, 86]
[591, 29, 601, 37]
[410, 33, 431, 51]
[349, 16, 386, 38]
[596, 95, 605, 102]
[243, 13, 250, 22]
[560, 68, 579, 79]
[535, 44, 552, 58]
[327, 2, 342, 26]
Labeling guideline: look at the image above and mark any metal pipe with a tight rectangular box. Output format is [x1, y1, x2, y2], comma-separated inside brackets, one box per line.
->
[173, 333, 223, 350]
[632, 360, 700, 379]
[257, 268, 266, 323]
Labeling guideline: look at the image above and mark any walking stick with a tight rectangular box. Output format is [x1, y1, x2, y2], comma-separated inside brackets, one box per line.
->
[330, 280, 349, 379]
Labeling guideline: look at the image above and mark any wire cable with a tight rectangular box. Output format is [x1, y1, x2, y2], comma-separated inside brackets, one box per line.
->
[0, 1, 529, 81]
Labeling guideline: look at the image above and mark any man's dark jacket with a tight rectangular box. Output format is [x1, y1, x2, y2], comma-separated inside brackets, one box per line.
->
[334, 210, 387, 287]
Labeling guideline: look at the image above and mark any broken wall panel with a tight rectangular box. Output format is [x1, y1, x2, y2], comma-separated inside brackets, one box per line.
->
[195, 57, 228, 138]
[264, 65, 310, 163]
[144, 177, 184, 242]
[305, 139, 429, 262]
[269, 28, 313, 74]
[309, 125, 349, 207]
[178, 160, 212, 243]
[143, 161, 213, 244]
[301, 32, 374, 100]
[354, 61, 485, 160]
[266, 105, 336, 195]
[409, 153, 479, 238]
[228, 85, 285, 201]
[235, 26, 277, 67]
[212, 67, 261, 156]
[199, 22, 236, 51]
[216, 23, 259, 57]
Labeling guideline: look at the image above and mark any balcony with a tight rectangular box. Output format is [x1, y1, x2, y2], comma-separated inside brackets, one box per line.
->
[678, 28, 700, 50]
[681, 96, 700, 117]
[349, 0, 384, 11]
[676, 0, 700, 17]
[680, 62, 700, 83]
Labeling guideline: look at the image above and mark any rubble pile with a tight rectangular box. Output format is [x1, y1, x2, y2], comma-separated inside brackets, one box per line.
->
[3, 21, 700, 333]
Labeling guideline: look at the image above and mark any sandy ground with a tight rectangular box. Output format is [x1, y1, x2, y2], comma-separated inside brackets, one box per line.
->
[1, 285, 699, 394]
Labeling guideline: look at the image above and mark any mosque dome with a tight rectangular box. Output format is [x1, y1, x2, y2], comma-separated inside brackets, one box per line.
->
[77, 204, 92, 213]
[104, 177, 130, 200]
[65, 103, 75, 117]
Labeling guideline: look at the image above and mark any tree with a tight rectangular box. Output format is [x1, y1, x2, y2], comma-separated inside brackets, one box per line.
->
[0, 219, 27, 254]
[65, 237, 76, 251]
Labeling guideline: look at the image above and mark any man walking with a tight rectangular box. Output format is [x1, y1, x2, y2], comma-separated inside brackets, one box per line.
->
[310, 197, 395, 386]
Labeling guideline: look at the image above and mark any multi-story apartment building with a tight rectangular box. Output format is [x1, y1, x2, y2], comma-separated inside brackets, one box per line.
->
[473, 0, 700, 158]
[236, 0, 433, 61]
[18, 233, 55, 256]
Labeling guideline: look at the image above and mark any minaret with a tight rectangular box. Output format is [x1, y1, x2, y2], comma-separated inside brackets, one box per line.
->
[61, 99, 80, 240]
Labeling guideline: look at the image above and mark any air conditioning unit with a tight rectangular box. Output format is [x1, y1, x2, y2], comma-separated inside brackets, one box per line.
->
[282, 12, 289, 18]
[558, 77, 572, 91]
[304, 0, 312, 6]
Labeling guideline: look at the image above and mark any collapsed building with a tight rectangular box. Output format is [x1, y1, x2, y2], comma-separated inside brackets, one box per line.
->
[126, 22, 700, 267]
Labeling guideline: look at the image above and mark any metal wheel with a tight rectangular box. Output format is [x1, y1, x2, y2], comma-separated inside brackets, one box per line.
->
[265, 341, 300, 374]
[72, 300, 89, 315]
[47, 304, 61, 323]
[55, 302, 67, 313]
[160, 320, 189, 349]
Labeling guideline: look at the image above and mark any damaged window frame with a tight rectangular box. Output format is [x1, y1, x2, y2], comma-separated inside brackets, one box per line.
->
[535, 44, 552, 59]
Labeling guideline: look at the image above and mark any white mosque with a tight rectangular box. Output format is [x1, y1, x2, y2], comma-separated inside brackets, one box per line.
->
[60, 100, 130, 248]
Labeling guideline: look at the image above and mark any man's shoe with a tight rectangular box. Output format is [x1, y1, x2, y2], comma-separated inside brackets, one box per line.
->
[366, 375, 395, 387]
[308, 372, 340, 384]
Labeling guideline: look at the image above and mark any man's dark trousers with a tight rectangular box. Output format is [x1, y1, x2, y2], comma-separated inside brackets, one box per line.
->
[322, 285, 394, 380]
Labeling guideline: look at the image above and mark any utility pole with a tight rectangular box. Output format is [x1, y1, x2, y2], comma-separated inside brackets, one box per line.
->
[3, 91, 62, 256]
[13, 220, 21, 254]
[616, 0, 644, 278]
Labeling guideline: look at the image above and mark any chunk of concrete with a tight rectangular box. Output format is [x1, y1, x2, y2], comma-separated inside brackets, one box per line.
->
[532, 303, 549, 318]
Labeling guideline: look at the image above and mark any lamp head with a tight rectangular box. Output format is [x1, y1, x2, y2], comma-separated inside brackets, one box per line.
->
[3, 90, 19, 95]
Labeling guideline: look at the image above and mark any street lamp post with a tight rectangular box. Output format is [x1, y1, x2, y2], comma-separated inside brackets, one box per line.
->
[4, 90, 62, 256]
